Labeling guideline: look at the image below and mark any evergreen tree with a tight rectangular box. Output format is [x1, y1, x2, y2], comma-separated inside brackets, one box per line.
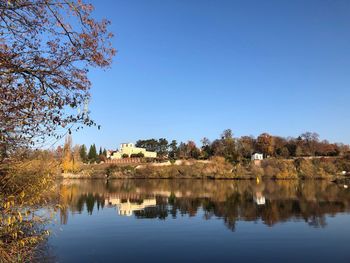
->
[103, 148, 107, 157]
[88, 144, 97, 163]
[79, 144, 88, 163]
[169, 140, 178, 159]
[157, 138, 169, 158]
[99, 147, 102, 156]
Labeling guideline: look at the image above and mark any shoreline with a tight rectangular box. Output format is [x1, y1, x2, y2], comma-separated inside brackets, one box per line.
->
[58, 173, 349, 181]
[58, 156, 350, 181]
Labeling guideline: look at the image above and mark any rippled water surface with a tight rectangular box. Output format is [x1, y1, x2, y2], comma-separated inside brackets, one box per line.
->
[47, 179, 350, 262]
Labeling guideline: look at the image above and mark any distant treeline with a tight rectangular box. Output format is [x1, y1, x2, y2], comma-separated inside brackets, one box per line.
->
[134, 130, 350, 163]
[58, 130, 350, 171]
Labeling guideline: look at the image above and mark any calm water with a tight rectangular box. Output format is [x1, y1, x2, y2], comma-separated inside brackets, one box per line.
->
[47, 179, 350, 263]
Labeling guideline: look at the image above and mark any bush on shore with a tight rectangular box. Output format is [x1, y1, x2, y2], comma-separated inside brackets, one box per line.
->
[0, 151, 58, 262]
[261, 159, 298, 179]
[294, 158, 337, 179]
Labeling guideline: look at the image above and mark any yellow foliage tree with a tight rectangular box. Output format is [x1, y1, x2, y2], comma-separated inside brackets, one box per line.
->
[61, 136, 82, 173]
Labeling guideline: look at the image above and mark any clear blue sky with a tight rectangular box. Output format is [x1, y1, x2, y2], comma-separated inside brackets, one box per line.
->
[71, 0, 350, 149]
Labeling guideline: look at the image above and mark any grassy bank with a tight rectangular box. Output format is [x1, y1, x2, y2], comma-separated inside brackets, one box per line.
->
[59, 156, 350, 180]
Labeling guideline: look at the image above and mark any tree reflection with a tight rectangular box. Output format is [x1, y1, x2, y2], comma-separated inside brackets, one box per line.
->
[58, 179, 350, 231]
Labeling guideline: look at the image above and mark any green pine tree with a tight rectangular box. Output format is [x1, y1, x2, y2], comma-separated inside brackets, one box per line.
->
[79, 144, 88, 163]
[88, 144, 97, 163]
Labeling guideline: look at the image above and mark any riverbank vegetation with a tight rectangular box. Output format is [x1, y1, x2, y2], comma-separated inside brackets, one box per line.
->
[60, 129, 350, 180]
[58, 154, 350, 180]
[0, 150, 58, 261]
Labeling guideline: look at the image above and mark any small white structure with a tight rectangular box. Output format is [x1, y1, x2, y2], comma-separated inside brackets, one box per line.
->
[251, 153, 264, 161]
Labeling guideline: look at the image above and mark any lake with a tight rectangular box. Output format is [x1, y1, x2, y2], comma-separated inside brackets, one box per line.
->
[46, 179, 350, 262]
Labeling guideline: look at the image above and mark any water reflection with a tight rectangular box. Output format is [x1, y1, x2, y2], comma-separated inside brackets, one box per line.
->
[58, 179, 350, 230]
[105, 196, 156, 216]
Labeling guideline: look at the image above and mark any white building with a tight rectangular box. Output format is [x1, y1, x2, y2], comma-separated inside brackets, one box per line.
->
[109, 143, 157, 159]
[251, 153, 264, 161]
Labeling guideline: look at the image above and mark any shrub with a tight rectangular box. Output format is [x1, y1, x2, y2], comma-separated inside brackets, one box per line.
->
[320, 161, 337, 174]
[295, 158, 336, 179]
[0, 151, 58, 261]
[261, 159, 298, 179]
[204, 156, 234, 178]
[232, 163, 249, 178]
[335, 158, 350, 172]
[105, 164, 119, 177]
[295, 158, 316, 178]
[130, 152, 144, 158]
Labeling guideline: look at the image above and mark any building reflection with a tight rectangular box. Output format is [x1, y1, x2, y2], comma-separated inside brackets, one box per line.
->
[105, 196, 157, 216]
[254, 192, 266, 205]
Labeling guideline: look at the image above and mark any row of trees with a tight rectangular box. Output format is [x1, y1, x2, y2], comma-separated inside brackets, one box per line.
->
[59, 130, 350, 168]
[78, 144, 107, 163]
[59, 136, 108, 172]
[135, 130, 350, 163]
[59, 130, 349, 168]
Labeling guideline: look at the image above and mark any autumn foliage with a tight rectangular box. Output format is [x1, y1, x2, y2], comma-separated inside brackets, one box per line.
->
[61, 135, 82, 173]
[0, 1, 115, 261]
[0, 0, 115, 159]
[0, 149, 59, 261]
